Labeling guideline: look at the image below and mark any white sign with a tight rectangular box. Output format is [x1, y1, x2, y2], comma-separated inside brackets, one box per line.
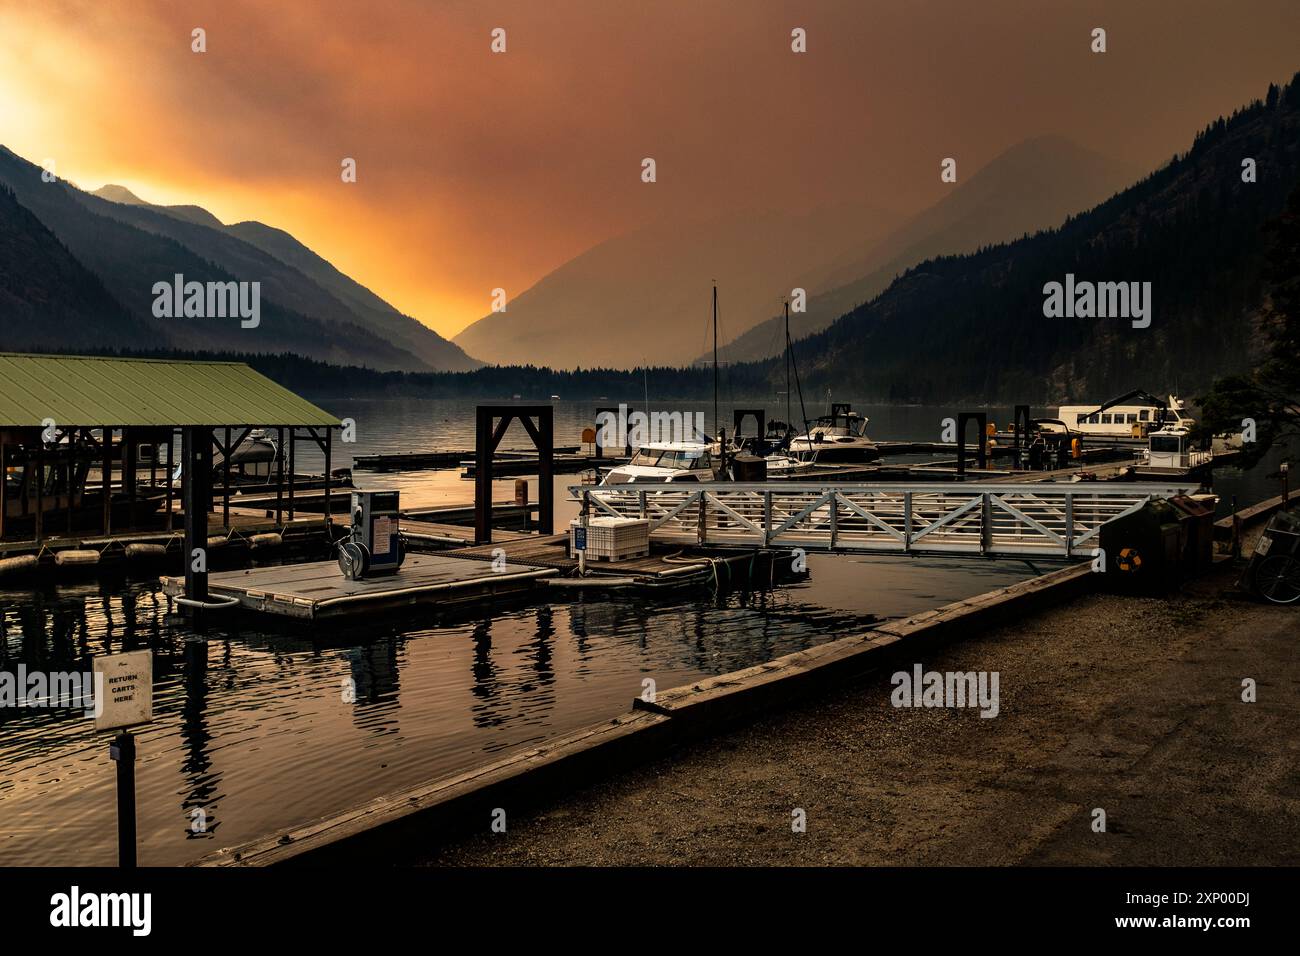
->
[372, 516, 392, 555]
[93, 650, 153, 732]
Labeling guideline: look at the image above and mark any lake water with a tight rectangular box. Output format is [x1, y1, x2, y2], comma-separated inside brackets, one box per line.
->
[0, 398, 1283, 865]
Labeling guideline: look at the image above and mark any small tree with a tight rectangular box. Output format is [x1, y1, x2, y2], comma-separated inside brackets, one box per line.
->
[1197, 181, 1300, 468]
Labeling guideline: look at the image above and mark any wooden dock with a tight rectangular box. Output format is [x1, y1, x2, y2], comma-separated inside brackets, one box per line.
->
[160, 553, 558, 621]
[400, 520, 528, 549]
[444, 533, 797, 588]
[353, 446, 581, 472]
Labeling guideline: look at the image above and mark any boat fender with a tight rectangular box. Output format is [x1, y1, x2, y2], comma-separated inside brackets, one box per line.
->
[249, 533, 283, 549]
[125, 543, 167, 560]
[0, 555, 39, 578]
[55, 549, 100, 567]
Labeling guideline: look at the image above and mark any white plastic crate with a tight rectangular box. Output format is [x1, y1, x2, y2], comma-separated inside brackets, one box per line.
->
[569, 517, 650, 560]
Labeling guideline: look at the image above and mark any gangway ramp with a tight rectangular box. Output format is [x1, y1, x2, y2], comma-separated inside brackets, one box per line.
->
[571, 482, 1199, 559]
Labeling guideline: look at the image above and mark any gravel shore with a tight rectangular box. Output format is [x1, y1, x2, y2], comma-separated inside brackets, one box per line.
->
[421, 561, 1298, 866]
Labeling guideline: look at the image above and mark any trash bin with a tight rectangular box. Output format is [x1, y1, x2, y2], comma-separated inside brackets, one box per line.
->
[1098, 498, 1184, 593]
[1168, 494, 1217, 573]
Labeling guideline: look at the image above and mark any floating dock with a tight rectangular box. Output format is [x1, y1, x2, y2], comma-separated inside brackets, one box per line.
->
[443, 533, 788, 588]
[354, 446, 582, 471]
[160, 552, 558, 621]
[157, 533, 800, 621]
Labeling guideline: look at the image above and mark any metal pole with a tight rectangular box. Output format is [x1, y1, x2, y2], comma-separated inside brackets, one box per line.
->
[110, 732, 137, 868]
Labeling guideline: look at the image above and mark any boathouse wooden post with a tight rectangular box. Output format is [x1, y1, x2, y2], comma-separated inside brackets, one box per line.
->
[164, 429, 175, 532]
[34, 439, 43, 543]
[65, 443, 73, 534]
[0, 440, 6, 539]
[275, 426, 285, 526]
[101, 428, 112, 535]
[323, 427, 333, 529]
[222, 427, 232, 529]
[182, 426, 213, 611]
[287, 427, 297, 520]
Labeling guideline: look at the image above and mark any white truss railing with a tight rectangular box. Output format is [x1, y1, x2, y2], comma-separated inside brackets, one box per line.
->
[569, 482, 1199, 558]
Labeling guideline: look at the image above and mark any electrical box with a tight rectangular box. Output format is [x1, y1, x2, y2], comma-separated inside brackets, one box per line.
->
[338, 489, 404, 580]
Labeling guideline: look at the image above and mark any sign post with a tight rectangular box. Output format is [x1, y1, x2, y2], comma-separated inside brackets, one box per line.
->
[109, 733, 137, 868]
[94, 649, 154, 869]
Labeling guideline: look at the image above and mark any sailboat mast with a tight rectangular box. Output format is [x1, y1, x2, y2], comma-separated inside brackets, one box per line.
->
[784, 298, 792, 433]
[712, 283, 719, 440]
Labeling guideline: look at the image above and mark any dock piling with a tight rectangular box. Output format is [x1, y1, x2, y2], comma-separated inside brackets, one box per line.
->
[182, 426, 212, 614]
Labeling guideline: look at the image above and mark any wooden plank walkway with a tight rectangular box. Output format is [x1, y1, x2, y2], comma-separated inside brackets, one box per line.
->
[160, 553, 557, 621]
[444, 533, 785, 584]
[401, 520, 528, 548]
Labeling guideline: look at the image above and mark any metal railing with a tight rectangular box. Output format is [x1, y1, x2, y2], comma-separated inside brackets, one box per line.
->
[569, 481, 1200, 558]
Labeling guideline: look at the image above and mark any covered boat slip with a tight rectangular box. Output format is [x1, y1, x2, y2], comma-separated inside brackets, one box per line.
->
[0, 353, 341, 535]
[0, 353, 341, 591]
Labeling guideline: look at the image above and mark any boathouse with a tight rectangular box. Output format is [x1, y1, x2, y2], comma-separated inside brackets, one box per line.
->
[0, 352, 340, 600]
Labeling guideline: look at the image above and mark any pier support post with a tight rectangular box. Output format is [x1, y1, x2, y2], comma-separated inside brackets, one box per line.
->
[1012, 404, 1032, 470]
[476, 405, 554, 544]
[0, 440, 6, 540]
[110, 732, 137, 869]
[182, 426, 212, 613]
[956, 412, 988, 477]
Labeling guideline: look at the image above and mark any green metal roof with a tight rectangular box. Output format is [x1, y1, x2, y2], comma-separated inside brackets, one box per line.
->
[0, 353, 339, 428]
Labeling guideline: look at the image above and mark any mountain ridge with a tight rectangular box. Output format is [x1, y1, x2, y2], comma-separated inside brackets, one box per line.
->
[710, 135, 1142, 365]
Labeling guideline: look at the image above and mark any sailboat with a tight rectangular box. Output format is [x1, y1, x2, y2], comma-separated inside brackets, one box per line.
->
[764, 298, 819, 476]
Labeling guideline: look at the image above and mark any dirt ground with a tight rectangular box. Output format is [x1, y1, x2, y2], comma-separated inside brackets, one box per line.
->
[421, 561, 1298, 866]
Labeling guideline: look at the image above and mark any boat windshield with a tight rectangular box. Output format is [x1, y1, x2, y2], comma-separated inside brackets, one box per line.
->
[629, 448, 710, 469]
[1150, 435, 1183, 453]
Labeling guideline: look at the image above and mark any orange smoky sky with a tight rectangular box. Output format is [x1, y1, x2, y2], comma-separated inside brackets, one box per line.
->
[1, 0, 1298, 338]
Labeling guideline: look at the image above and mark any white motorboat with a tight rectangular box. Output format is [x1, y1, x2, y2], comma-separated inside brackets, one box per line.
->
[788, 404, 880, 463]
[600, 441, 719, 484]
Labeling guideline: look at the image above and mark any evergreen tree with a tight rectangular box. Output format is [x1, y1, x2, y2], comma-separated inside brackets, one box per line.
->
[1198, 181, 1300, 467]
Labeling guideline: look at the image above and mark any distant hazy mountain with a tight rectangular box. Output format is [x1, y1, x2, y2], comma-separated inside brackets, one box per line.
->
[86, 187, 478, 370]
[222, 220, 478, 372]
[85, 177, 480, 371]
[0, 147, 479, 371]
[713, 136, 1141, 364]
[90, 184, 224, 229]
[0, 184, 152, 349]
[452, 202, 905, 369]
[778, 77, 1300, 404]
